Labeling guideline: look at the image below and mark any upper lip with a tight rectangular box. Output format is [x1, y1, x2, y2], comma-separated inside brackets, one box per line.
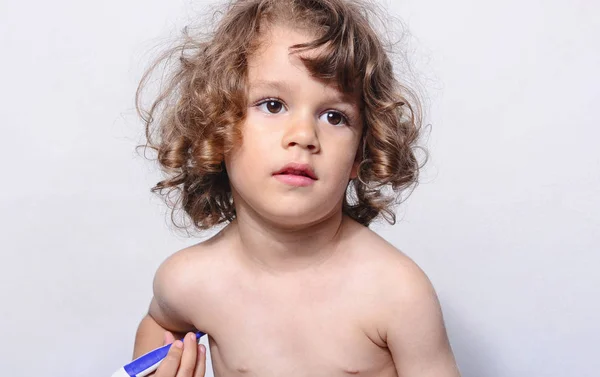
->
[273, 162, 318, 180]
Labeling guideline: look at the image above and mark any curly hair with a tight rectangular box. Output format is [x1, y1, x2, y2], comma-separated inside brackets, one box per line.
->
[135, 0, 426, 231]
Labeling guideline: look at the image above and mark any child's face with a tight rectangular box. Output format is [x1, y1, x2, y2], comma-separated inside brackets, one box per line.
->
[225, 25, 363, 225]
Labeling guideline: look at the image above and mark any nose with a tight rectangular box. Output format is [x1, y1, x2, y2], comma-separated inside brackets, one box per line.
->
[281, 113, 321, 153]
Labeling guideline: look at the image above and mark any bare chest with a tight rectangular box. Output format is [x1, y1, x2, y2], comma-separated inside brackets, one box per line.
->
[196, 271, 396, 377]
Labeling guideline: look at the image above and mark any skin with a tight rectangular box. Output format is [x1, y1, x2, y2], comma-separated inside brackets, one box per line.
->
[150, 331, 207, 377]
[133, 25, 461, 377]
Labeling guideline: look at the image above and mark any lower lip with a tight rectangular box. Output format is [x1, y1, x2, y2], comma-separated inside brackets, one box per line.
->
[273, 174, 316, 187]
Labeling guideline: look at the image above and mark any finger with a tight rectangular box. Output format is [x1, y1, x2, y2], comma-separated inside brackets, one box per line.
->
[155, 340, 183, 377]
[194, 344, 207, 377]
[176, 332, 198, 377]
[164, 331, 176, 346]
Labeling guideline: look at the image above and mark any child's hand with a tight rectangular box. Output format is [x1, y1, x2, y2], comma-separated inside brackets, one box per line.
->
[154, 331, 207, 377]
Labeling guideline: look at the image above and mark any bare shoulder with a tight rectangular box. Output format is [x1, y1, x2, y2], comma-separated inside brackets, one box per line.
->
[344, 220, 460, 376]
[149, 227, 230, 330]
[158, 228, 226, 275]
[344, 219, 434, 298]
[343, 218, 443, 333]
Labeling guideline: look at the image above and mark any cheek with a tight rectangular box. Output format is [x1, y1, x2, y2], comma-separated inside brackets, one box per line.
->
[324, 130, 361, 164]
[339, 135, 362, 179]
[225, 121, 272, 177]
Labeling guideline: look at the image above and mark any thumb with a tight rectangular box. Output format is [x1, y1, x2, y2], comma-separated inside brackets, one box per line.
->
[194, 344, 207, 377]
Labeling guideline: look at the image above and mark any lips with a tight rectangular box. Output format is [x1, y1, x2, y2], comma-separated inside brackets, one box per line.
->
[273, 162, 317, 180]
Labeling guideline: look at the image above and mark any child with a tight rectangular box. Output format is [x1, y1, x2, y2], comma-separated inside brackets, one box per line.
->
[132, 0, 460, 376]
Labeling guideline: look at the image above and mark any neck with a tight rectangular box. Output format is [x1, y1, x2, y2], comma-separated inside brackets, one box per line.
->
[228, 204, 349, 274]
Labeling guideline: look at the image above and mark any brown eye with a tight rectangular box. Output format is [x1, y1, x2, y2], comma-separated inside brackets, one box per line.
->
[323, 111, 346, 126]
[264, 100, 283, 113]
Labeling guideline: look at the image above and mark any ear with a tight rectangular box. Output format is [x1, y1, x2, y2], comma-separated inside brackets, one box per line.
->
[349, 160, 359, 180]
[350, 143, 363, 180]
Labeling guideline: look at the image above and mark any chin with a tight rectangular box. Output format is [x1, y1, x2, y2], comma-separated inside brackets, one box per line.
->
[231, 183, 344, 228]
[267, 206, 321, 225]
[261, 201, 340, 228]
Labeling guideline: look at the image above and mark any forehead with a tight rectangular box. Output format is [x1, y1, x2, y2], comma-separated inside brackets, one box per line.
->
[247, 26, 318, 83]
[246, 26, 360, 103]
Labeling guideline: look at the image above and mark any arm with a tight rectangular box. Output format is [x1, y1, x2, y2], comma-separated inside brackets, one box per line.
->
[132, 311, 187, 358]
[132, 313, 207, 377]
[133, 250, 199, 358]
[384, 263, 461, 377]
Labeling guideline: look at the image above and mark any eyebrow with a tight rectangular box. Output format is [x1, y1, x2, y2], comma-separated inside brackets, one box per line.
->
[250, 80, 294, 93]
[249, 79, 358, 106]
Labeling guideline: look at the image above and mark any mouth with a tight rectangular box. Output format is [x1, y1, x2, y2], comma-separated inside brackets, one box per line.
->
[273, 163, 318, 180]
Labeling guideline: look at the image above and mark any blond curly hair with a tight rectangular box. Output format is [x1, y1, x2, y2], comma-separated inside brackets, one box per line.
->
[135, 0, 426, 230]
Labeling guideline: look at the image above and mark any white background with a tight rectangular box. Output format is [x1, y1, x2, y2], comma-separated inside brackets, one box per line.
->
[1, 0, 598, 376]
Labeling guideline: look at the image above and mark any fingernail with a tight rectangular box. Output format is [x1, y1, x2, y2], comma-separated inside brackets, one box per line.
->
[200, 344, 206, 354]
[187, 332, 195, 341]
[174, 340, 183, 349]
